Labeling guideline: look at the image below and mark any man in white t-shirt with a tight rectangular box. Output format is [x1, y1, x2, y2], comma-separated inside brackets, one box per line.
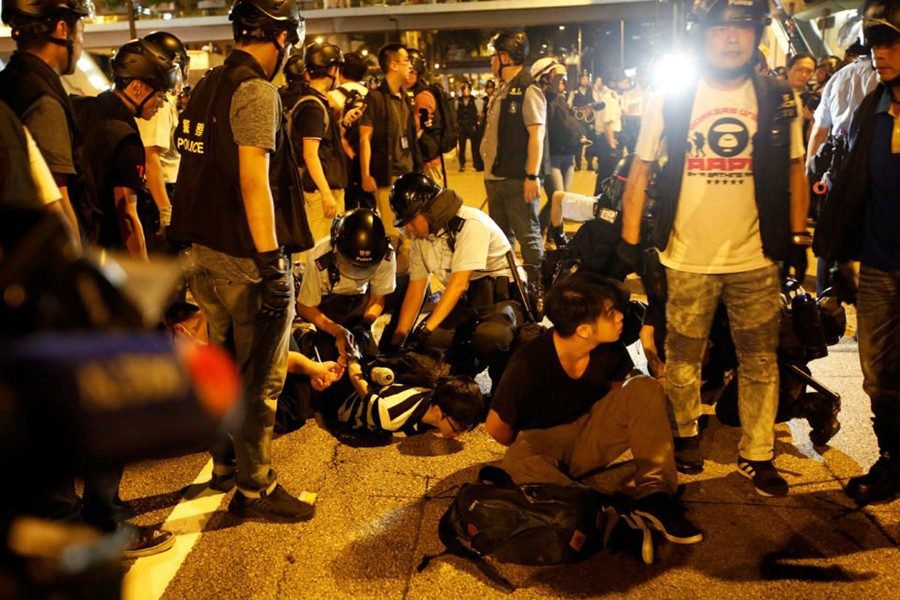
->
[620, 0, 809, 498]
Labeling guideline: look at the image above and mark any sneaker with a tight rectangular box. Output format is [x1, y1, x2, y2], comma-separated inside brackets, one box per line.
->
[845, 453, 900, 506]
[674, 435, 704, 475]
[633, 492, 703, 545]
[737, 457, 788, 497]
[228, 484, 316, 523]
[122, 527, 176, 559]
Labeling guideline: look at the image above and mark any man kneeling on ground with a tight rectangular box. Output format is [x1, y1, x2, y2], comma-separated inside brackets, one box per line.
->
[485, 272, 702, 545]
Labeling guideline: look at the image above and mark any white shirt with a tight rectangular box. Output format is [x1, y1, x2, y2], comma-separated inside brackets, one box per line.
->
[298, 237, 396, 308]
[328, 81, 368, 111]
[813, 58, 879, 136]
[137, 95, 180, 183]
[636, 77, 804, 274]
[409, 206, 512, 286]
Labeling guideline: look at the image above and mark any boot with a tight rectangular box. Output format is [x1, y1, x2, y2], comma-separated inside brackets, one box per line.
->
[803, 391, 842, 446]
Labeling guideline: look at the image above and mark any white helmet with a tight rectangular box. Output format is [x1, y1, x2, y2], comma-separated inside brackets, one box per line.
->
[530, 56, 565, 82]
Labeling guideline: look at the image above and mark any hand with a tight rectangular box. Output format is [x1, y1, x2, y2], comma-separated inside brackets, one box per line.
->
[611, 240, 640, 280]
[311, 360, 342, 391]
[158, 204, 172, 231]
[784, 232, 811, 281]
[351, 323, 374, 356]
[362, 174, 377, 193]
[255, 249, 292, 321]
[403, 321, 432, 353]
[343, 105, 365, 127]
[334, 325, 357, 362]
[322, 191, 338, 219]
[524, 179, 540, 203]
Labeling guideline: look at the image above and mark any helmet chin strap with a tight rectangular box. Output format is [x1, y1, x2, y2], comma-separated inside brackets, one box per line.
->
[45, 36, 76, 75]
[120, 85, 158, 118]
[272, 38, 286, 82]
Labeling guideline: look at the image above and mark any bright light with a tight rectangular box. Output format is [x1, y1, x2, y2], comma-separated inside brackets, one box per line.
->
[653, 52, 697, 93]
[361, 49, 369, 56]
[162, 13, 173, 20]
[315, 36, 324, 44]
[434, 62, 440, 70]
[559, 26, 565, 31]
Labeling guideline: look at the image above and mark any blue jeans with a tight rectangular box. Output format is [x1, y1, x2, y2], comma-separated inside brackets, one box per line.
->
[484, 178, 543, 275]
[664, 264, 781, 461]
[184, 245, 292, 492]
[857, 264, 900, 454]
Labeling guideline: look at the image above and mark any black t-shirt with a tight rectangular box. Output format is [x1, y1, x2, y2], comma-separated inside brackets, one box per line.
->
[289, 88, 345, 191]
[491, 328, 633, 432]
[109, 136, 145, 191]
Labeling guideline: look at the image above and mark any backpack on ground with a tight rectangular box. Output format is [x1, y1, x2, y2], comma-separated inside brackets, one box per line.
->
[418, 466, 619, 591]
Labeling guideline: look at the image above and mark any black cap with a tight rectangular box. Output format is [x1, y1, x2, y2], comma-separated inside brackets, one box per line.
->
[407, 47, 427, 75]
[283, 53, 305, 82]
[229, 0, 305, 45]
[144, 31, 189, 78]
[687, 0, 770, 33]
[304, 42, 343, 77]
[489, 31, 529, 65]
[111, 38, 179, 93]
[2, 0, 92, 34]
[862, 0, 900, 48]
[389, 172, 443, 227]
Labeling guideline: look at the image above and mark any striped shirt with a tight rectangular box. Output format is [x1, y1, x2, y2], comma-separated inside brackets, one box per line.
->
[336, 383, 433, 435]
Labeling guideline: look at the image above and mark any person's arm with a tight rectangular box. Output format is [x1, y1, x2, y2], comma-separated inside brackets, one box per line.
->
[113, 186, 147, 260]
[237, 146, 279, 253]
[362, 293, 386, 323]
[551, 190, 564, 227]
[423, 269, 472, 331]
[144, 146, 172, 229]
[806, 123, 830, 173]
[297, 303, 356, 361]
[620, 158, 653, 244]
[302, 137, 337, 218]
[359, 124, 377, 192]
[50, 178, 81, 246]
[639, 323, 665, 381]
[790, 158, 810, 233]
[524, 123, 544, 202]
[288, 351, 341, 391]
[347, 358, 370, 398]
[485, 409, 516, 446]
[391, 276, 429, 344]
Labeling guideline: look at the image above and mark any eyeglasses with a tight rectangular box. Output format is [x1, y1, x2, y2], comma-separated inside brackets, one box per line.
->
[443, 415, 466, 435]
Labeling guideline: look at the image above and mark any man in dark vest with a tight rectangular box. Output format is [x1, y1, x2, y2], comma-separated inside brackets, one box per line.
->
[170, 0, 316, 523]
[621, 0, 809, 497]
[73, 38, 178, 260]
[404, 48, 445, 186]
[814, 0, 900, 505]
[480, 30, 549, 289]
[0, 0, 94, 245]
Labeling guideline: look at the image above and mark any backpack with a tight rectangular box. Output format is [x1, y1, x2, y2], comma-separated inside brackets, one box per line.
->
[419, 83, 459, 160]
[335, 85, 365, 153]
[418, 466, 618, 591]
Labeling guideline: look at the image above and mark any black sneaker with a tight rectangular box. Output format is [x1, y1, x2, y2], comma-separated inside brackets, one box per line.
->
[228, 484, 316, 523]
[633, 492, 703, 545]
[737, 457, 788, 497]
[846, 453, 900, 506]
[674, 435, 704, 475]
[122, 526, 176, 559]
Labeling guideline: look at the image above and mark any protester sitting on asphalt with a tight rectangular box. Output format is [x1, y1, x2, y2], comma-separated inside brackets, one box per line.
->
[485, 272, 703, 547]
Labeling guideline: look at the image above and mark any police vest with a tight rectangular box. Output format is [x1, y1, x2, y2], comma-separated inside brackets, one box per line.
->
[492, 68, 551, 180]
[653, 72, 795, 261]
[71, 91, 144, 250]
[0, 51, 101, 242]
[0, 100, 41, 207]
[170, 50, 311, 257]
[361, 81, 423, 187]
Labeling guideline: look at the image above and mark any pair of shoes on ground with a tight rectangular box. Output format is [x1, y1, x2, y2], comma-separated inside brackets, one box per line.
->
[675, 435, 788, 497]
[846, 452, 900, 506]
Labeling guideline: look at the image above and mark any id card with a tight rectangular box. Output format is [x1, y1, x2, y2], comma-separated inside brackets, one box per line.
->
[400, 135, 410, 150]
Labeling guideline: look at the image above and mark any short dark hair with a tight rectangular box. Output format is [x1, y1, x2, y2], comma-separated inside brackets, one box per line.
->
[378, 42, 406, 74]
[431, 375, 484, 430]
[342, 51, 368, 82]
[545, 272, 625, 337]
[787, 53, 815, 70]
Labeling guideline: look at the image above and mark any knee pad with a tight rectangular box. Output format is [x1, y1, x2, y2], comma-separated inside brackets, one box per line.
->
[666, 330, 707, 363]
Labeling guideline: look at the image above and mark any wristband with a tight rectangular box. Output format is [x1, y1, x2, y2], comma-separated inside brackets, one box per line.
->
[525, 174, 539, 181]
[791, 232, 813, 246]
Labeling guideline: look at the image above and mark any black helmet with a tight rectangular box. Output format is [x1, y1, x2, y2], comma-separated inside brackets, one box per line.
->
[862, 0, 900, 48]
[229, 0, 305, 46]
[489, 31, 529, 65]
[816, 55, 841, 78]
[283, 53, 305, 82]
[687, 0, 770, 34]
[331, 208, 389, 270]
[111, 38, 179, 93]
[407, 48, 427, 75]
[389, 172, 442, 227]
[3, 0, 92, 42]
[144, 31, 189, 79]
[304, 42, 343, 77]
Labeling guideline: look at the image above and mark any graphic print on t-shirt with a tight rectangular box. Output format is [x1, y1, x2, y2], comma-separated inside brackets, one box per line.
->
[685, 106, 756, 187]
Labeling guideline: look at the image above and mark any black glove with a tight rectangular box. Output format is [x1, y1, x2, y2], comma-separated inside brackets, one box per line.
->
[403, 321, 432, 353]
[783, 232, 811, 282]
[611, 240, 640, 281]
[351, 323, 375, 358]
[255, 249, 292, 321]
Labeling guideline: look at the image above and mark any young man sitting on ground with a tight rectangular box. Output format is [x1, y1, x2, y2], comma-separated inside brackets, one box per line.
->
[485, 272, 703, 545]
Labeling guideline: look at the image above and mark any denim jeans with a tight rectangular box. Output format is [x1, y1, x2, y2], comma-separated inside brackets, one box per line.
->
[665, 264, 781, 461]
[184, 245, 292, 492]
[484, 178, 543, 276]
[539, 154, 575, 233]
[857, 264, 900, 454]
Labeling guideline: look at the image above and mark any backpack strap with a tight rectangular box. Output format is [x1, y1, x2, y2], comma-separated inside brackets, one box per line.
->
[285, 94, 331, 168]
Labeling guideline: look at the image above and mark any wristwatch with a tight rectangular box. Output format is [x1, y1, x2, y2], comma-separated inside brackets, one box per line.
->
[525, 174, 539, 181]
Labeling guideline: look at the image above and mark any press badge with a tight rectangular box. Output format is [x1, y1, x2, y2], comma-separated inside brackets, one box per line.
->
[400, 135, 410, 150]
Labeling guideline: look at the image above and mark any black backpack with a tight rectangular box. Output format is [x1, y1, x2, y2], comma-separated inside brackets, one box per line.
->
[418, 467, 617, 591]
[418, 83, 459, 161]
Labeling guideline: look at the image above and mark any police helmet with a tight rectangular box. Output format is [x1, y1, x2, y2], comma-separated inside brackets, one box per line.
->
[407, 48, 427, 75]
[389, 172, 443, 227]
[283, 53, 305, 82]
[144, 31, 189, 79]
[488, 31, 529, 65]
[2, 0, 93, 35]
[229, 0, 305, 46]
[862, 0, 900, 48]
[304, 42, 343, 77]
[111, 39, 179, 93]
[687, 0, 771, 36]
[530, 56, 565, 83]
[331, 208, 389, 270]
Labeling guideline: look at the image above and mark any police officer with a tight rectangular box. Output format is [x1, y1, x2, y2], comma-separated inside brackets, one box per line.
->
[170, 0, 314, 523]
[73, 38, 178, 260]
[621, 0, 809, 497]
[297, 208, 396, 363]
[0, 0, 94, 245]
[387, 172, 524, 389]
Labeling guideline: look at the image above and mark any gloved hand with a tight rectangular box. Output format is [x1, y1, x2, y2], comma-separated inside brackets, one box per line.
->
[784, 232, 811, 282]
[255, 249, 292, 321]
[403, 321, 432, 353]
[351, 323, 375, 357]
[158, 204, 172, 232]
[611, 240, 640, 281]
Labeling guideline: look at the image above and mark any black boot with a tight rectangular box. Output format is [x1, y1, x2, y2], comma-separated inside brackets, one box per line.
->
[846, 452, 900, 506]
[803, 391, 842, 446]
